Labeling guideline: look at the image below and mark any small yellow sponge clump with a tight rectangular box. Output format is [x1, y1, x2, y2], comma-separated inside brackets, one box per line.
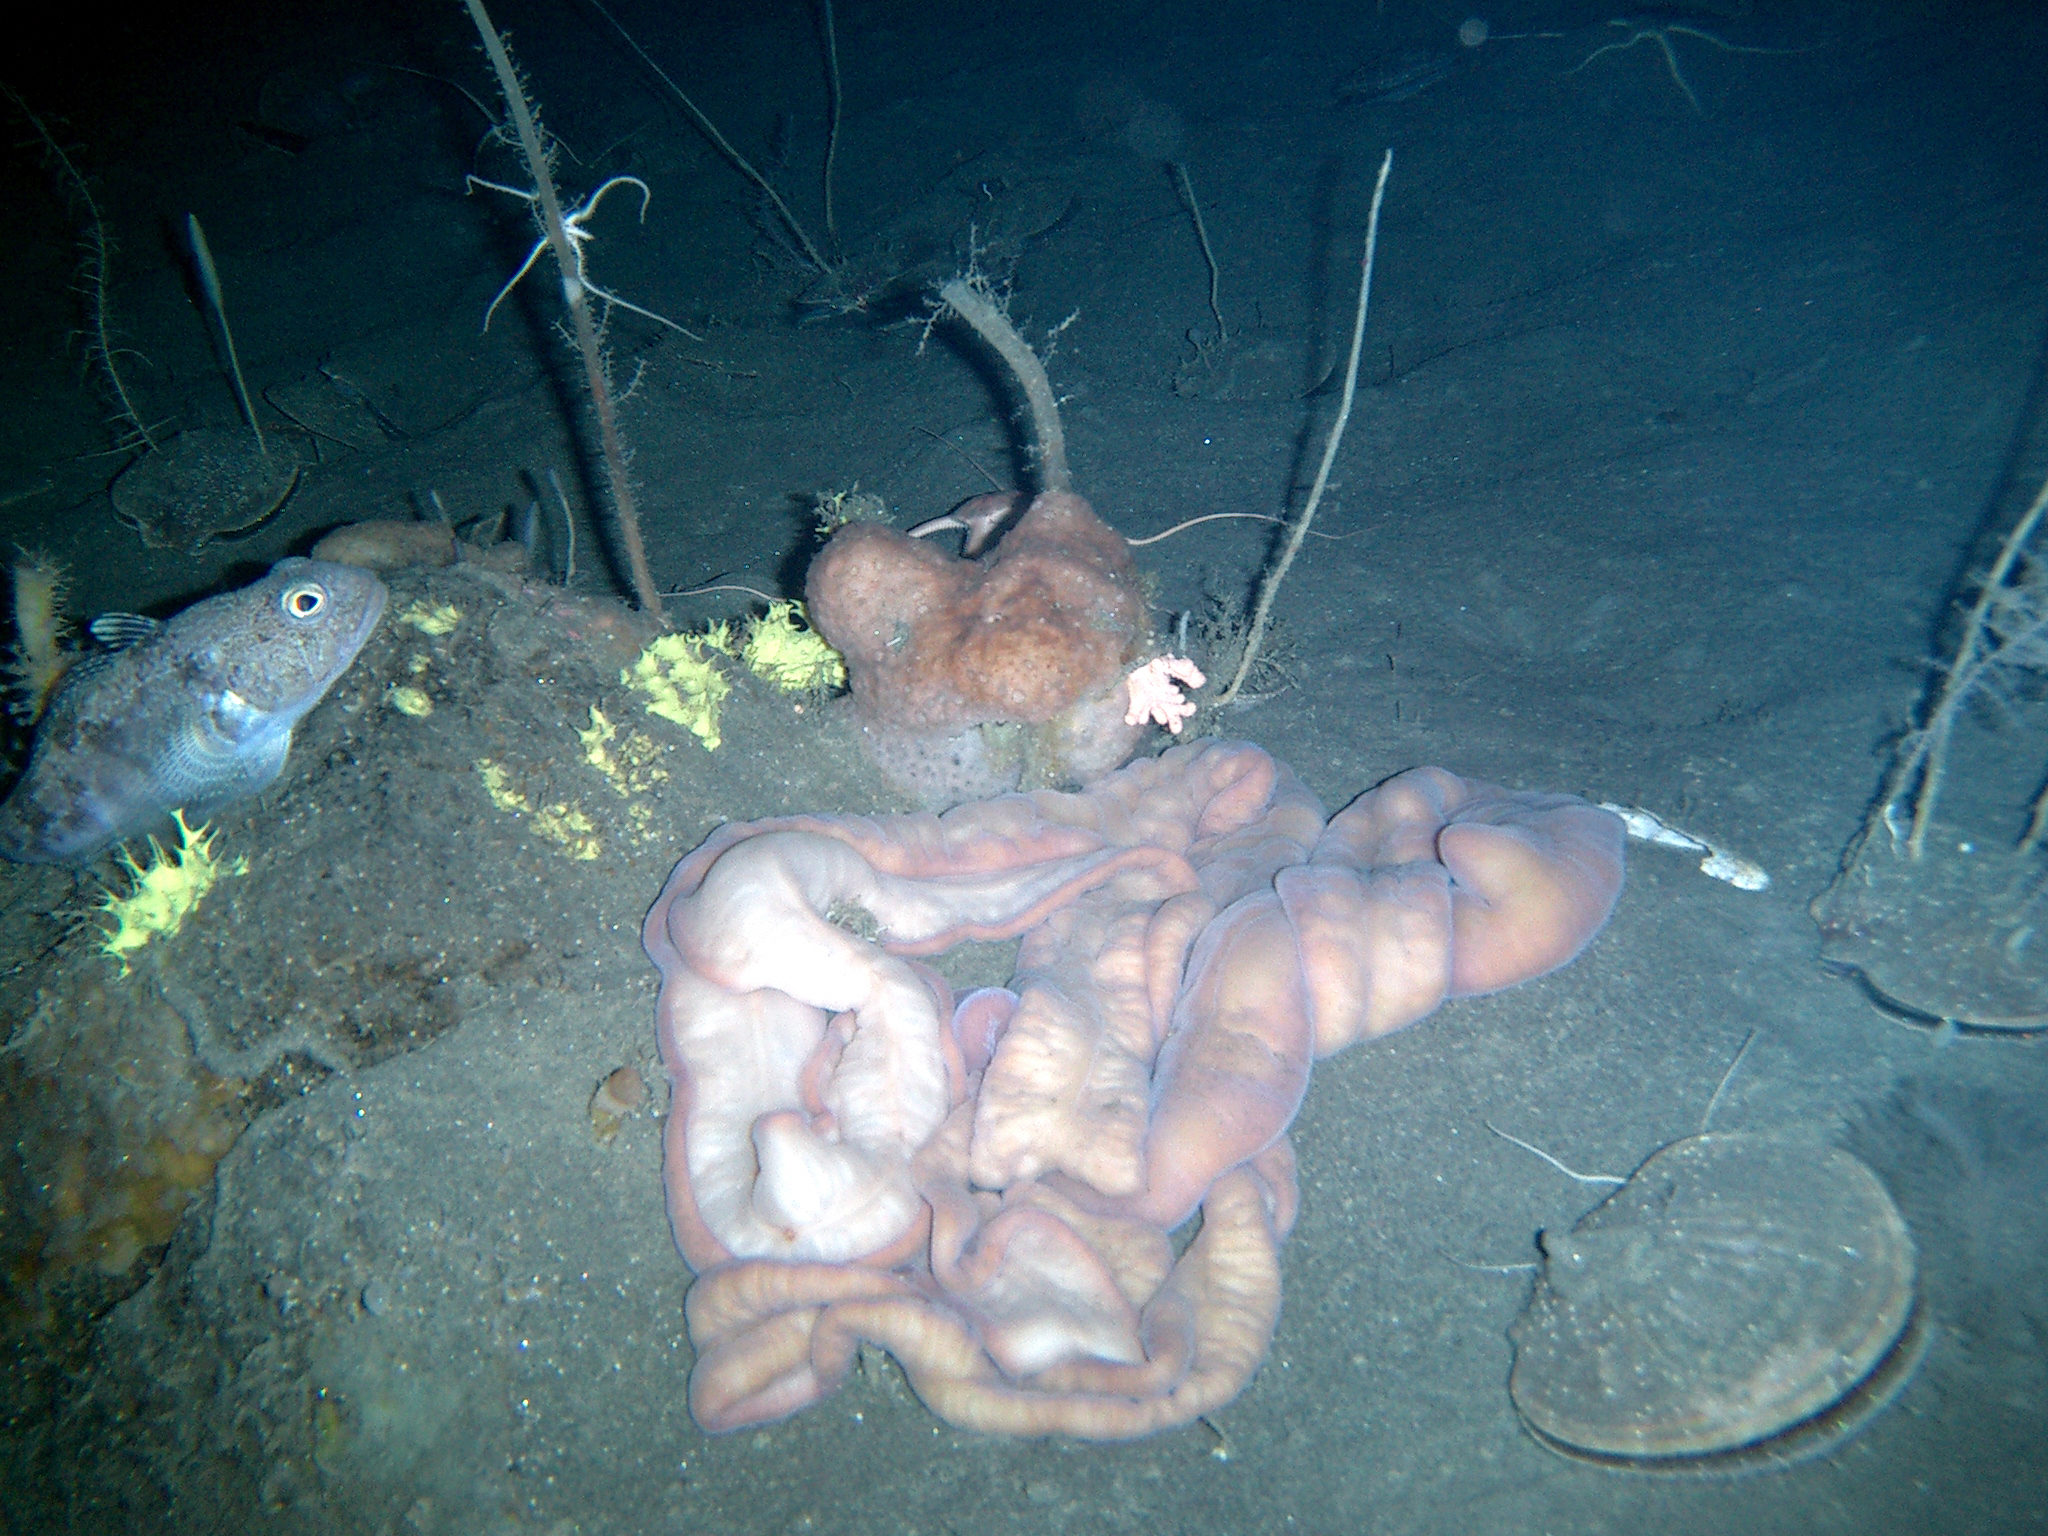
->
[100, 811, 247, 974]
[396, 600, 463, 637]
[624, 628, 733, 751]
[742, 601, 846, 694]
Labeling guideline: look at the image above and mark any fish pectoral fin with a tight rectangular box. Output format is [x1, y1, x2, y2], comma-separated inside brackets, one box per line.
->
[210, 688, 276, 745]
[163, 722, 293, 807]
[241, 731, 293, 790]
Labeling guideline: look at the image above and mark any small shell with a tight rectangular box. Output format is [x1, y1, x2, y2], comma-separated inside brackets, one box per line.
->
[1508, 1132, 1921, 1469]
[588, 1066, 647, 1144]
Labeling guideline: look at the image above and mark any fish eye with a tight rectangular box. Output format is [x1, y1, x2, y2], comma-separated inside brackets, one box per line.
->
[282, 583, 328, 619]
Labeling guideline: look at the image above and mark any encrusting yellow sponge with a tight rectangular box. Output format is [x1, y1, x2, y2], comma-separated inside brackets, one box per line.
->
[742, 601, 846, 694]
[624, 627, 733, 751]
[621, 606, 848, 752]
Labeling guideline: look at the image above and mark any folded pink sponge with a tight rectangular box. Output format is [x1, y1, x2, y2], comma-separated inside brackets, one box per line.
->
[807, 491, 1151, 804]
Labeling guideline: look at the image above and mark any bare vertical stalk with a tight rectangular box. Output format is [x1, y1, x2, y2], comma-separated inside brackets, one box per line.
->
[186, 214, 267, 459]
[1216, 149, 1392, 708]
[546, 467, 579, 588]
[820, 0, 842, 251]
[1171, 162, 1225, 345]
[584, 0, 829, 275]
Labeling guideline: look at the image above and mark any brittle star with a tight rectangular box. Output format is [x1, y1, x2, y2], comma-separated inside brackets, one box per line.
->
[1564, 16, 1803, 115]
[467, 171, 702, 339]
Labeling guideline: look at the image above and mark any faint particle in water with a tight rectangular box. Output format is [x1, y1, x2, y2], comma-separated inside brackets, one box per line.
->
[1507, 1132, 1925, 1472]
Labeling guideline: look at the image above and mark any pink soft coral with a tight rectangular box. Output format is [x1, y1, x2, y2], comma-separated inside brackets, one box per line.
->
[1124, 656, 1206, 734]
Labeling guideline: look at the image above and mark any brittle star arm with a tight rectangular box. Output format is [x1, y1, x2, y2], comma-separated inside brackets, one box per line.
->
[1564, 24, 1705, 112]
[469, 172, 702, 340]
[1565, 20, 1808, 115]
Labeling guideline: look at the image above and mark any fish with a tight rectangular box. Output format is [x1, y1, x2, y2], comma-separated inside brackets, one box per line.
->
[1334, 46, 1461, 105]
[0, 558, 387, 864]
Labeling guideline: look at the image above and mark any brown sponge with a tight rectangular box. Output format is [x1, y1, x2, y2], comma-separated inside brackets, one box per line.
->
[807, 491, 1150, 799]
